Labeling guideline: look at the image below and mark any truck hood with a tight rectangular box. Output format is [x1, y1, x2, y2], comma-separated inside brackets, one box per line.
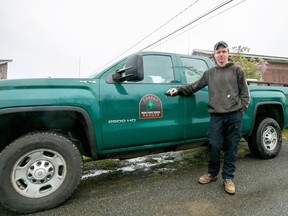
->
[0, 78, 99, 109]
[0, 78, 98, 89]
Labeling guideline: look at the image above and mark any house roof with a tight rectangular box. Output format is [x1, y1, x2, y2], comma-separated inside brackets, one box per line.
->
[0, 59, 13, 65]
[192, 49, 288, 64]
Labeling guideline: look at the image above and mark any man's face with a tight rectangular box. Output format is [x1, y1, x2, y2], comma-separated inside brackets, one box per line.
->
[214, 46, 229, 66]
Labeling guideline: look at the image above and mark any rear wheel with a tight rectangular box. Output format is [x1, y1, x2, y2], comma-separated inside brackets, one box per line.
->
[246, 118, 282, 159]
[0, 132, 83, 214]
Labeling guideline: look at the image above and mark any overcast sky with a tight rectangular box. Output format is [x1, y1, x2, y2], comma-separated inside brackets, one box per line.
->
[1, 0, 288, 79]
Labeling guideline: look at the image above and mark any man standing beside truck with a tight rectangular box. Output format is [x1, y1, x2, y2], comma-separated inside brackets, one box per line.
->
[166, 41, 250, 194]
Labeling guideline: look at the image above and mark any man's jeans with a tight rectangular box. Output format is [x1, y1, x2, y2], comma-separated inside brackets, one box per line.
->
[207, 110, 243, 179]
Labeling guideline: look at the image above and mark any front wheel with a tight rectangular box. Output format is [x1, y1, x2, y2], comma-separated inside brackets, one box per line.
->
[246, 118, 282, 159]
[0, 132, 83, 214]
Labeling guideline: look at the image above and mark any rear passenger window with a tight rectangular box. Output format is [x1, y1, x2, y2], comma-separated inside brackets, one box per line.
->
[139, 55, 175, 84]
[181, 57, 209, 84]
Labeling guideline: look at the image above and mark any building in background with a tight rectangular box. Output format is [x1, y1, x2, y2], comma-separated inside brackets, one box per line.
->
[0, 60, 12, 79]
[192, 49, 288, 84]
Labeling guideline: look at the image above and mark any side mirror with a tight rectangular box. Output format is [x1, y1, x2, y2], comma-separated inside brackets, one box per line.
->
[112, 54, 144, 82]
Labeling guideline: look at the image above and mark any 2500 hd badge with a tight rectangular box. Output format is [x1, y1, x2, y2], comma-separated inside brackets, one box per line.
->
[108, 119, 137, 124]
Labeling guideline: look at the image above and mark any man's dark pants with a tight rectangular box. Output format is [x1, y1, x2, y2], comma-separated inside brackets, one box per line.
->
[207, 110, 243, 179]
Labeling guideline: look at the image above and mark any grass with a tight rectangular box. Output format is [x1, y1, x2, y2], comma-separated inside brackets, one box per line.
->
[282, 128, 288, 138]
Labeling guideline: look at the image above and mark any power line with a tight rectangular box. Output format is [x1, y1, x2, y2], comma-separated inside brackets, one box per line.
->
[94, 0, 200, 72]
[94, 0, 243, 73]
[149, 0, 247, 51]
[127, 0, 200, 51]
[139, 0, 235, 51]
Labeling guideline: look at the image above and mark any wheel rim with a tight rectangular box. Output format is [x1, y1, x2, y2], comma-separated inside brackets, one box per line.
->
[11, 149, 67, 198]
[262, 126, 278, 151]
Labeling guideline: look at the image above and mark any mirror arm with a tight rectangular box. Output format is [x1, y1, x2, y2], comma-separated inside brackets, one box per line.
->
[112, 66, 133, 81]
[118, 74, 133, 82]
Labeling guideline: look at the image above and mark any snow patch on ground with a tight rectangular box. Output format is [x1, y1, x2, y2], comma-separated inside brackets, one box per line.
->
[81, 151, 181, 180]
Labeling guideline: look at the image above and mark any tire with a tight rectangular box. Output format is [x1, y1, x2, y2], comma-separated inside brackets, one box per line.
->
[0, 132, 83, 214]
[246, 118, 282, 159]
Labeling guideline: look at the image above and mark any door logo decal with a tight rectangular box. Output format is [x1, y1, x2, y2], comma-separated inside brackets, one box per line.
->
[139, 94, 163, 119]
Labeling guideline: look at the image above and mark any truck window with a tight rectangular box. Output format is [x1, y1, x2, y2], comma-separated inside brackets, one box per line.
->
[181, 57, 209, 84]
[140, 55, 175, 84]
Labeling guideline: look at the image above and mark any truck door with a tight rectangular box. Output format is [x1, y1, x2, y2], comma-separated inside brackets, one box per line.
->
[99, 53, 186, 151]
[177, 55, 211, 139]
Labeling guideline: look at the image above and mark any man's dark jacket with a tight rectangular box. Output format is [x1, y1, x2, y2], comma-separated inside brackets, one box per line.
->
[176, 63, 250, 114]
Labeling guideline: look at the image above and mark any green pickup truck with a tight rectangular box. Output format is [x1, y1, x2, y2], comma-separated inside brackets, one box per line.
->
[0, 51, 287, 213]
